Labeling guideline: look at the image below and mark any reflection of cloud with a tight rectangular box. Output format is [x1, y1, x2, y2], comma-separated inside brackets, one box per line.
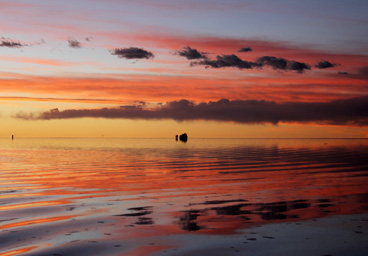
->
[15, 96, 368, 126]
[177, 199, 313, 231]
[110, 47, 154, 59]
[176, 46, 207, 60]
[178, 210, 203, 231]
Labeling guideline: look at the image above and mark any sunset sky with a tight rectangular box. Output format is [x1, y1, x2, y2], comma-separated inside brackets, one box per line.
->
[1, 0, 367, 138]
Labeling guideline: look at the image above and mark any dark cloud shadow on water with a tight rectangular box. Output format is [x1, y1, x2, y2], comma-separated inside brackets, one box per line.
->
[166, 140, 368, 232]
[175, 194, 368, 232]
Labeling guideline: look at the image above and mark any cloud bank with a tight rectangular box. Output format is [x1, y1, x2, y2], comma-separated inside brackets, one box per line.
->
[111, 47, 154, 59]
[15, 96, 368, 126]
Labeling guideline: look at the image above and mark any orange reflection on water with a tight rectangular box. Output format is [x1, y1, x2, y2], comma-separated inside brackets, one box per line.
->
[0, 138, 367, 255]
[0, 215, 77, 230]
[0, 246, 39, 256]
[0, 199, 71, 212]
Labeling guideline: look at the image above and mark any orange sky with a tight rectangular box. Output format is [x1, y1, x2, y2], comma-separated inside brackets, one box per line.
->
[1, 1, 367, 137]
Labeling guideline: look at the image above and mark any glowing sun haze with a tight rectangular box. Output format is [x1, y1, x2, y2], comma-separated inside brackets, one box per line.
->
[1, 0, 367, 138]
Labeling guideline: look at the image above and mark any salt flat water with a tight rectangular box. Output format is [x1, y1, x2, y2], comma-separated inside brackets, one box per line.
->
[1, 138, 368, 255]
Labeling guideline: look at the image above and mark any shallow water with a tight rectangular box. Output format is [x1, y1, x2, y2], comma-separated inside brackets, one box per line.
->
[1, 138, 368, 255]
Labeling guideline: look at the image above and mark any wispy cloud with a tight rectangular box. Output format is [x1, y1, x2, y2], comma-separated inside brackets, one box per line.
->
[15, 96, 368, 126]
[110, 47, 154, 59]
[68, 38, 82, 48]
[338, 71, 349, 75]
[357, 66, 368, 80]
[0, 37, 27, 48]
[2, 72, 366, 104]
[335, 66, 368, 80]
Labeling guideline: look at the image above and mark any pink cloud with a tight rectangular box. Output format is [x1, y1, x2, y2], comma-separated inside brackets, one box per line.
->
[1, 72, 367, 105]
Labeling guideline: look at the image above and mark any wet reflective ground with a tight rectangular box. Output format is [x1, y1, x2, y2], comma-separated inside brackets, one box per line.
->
[0, 138, 367, 255]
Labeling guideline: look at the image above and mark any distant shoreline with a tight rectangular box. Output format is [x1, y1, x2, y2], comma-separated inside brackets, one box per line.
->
[1, 136, 367, 139]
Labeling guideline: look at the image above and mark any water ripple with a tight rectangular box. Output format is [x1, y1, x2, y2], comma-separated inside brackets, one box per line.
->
[0, 138, 367, 255]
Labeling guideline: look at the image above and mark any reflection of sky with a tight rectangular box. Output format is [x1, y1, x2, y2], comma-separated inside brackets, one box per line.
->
[1, 138, 368, 254]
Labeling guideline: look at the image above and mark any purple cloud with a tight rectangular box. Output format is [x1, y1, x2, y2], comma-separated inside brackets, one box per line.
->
[68, 38, 82, 48]
[191, 54, 310, 73]
[257, 56, 311, 73]
[176, 46, 207, 60]
[191, 54, 260, 69]
[0, 38, 26, 48]
[111, 47, 154, 59]
[15, 96, 368, 126]
[238, 47, 252, 52]
[315, 60, 338, 69]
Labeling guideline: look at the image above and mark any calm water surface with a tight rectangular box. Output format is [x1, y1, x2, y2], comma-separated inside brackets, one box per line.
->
[1, 138, 368, 255]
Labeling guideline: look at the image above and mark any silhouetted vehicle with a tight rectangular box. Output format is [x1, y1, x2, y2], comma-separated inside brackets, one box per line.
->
[179, 133, 188, 142]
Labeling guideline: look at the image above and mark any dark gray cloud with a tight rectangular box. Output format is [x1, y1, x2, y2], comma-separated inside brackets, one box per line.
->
[288, 61, 311, 73]
[68, 39, 82, 48]
[238, 47, 252, 52]
[176, 46, 207, 60]
[191, 54, 260, 69]
[191, 54, 310, 73]
[256, 56, 288, 70]
[0, 38, 26, 48]
[111, 47, 154, 59]
[315, 60, 338, 69]
[256, 56, 311, 73]
[15, 96, 368, 126]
